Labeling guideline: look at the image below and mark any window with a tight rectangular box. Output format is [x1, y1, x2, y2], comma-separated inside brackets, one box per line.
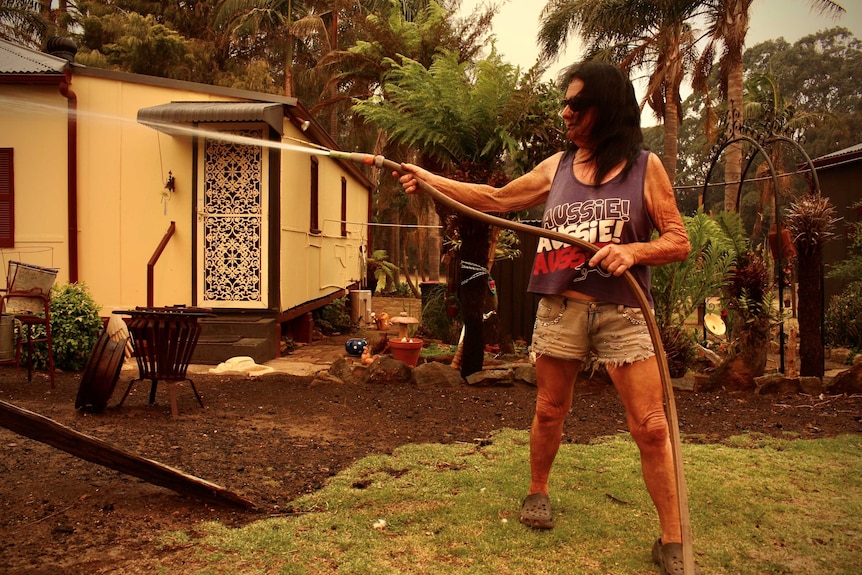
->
[340, 177, 347, 237]
[0, 149, 14, 248]
[309, 157, 320, 234]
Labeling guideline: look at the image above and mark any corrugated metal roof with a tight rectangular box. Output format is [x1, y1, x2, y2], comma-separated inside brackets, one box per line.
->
[0, 39, 67, 74]
[812, 143, 862, 165]
[137, 101, 284, 135]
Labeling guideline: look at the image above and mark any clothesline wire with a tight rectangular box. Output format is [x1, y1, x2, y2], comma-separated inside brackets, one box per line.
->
[325, 219, 442, 229]
[672, 159, 855, 191]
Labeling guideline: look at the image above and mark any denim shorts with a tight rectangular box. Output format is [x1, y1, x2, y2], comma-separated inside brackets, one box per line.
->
[530, 294, 655, 366]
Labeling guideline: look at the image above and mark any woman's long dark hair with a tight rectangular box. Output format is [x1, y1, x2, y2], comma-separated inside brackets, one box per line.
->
[559, 61, 643, 186]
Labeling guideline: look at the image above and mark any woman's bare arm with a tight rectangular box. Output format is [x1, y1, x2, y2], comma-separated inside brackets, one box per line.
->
[397, 152, 563, 213]
[589, 152, 690, 275]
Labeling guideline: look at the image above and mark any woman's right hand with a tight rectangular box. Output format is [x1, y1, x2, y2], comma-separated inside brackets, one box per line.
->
[394, 163, 426, 194]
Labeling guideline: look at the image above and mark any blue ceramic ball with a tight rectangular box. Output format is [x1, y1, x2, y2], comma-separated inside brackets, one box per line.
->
[345, 338, 367, 356]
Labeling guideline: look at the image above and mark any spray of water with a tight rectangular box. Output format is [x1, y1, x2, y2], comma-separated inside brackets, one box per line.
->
[0, 95, 332, 156]
[142, 120, 332, 156]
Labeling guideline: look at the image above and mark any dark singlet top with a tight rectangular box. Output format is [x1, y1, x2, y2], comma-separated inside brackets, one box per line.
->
[526, 149, 655, 309]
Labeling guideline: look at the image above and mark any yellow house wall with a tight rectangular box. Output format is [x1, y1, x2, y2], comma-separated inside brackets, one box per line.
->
[2, 72, 370, 318]
[0, 85, 69, 280]
[278, 125, 370, 311]
[73, 74, 199, 314]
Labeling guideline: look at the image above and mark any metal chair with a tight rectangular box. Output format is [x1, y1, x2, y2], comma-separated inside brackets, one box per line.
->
[1, 261, 58, 387]
[10, 290, 54, 387]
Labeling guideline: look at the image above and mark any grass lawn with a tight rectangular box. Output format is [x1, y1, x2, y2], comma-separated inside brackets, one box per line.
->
[174, 431, 861, 574]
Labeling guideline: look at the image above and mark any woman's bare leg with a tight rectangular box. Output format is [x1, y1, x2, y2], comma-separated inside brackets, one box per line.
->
[529, 355, 581, 494]
[607, 356, 682, 543]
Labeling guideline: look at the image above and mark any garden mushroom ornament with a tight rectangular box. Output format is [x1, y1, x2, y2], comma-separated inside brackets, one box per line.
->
[390, 313, 419, 341]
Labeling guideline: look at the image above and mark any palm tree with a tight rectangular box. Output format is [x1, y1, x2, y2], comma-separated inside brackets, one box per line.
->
[0, 0, 48, 46]
[742, 71, 837, 243]
[537, 0, 845, 202]
[213, 0, 298, 96]
[312, 1, 494, 147]
[537, 0, 702, 183]
[694, 0, 845, 212]
[215, 0, 352, 97]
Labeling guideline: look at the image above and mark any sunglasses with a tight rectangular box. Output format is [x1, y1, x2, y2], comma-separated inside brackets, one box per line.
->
[560, 96, 594, 112]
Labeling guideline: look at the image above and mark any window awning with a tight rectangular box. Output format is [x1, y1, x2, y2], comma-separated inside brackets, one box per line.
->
[137, 101, 284, 135]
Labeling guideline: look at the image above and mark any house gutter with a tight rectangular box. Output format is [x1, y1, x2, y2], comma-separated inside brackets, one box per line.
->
[58, 68, 78, 283]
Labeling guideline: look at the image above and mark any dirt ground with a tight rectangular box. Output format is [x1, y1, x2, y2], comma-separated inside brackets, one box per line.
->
[1, 336, 860, 575]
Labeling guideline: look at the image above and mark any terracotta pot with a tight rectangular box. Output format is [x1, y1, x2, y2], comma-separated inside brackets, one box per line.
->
[388, 338, 423, 367]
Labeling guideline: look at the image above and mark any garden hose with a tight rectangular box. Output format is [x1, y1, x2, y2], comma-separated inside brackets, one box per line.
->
[331, 151, 696, 575]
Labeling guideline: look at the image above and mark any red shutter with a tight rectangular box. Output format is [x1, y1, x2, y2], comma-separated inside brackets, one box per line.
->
[0, 149, 14, 248]
[309, 157, 320, 234]
[340, 177, 347, 237]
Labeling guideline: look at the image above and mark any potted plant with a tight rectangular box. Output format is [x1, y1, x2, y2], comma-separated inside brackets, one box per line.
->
[706, 249, 777, 390]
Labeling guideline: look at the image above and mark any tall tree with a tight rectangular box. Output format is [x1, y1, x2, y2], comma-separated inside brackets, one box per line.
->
[671, 27, 862, 208]
[313, 0, 493, 150]
[537, 0, 702, 184]
[75, 9, 213, 81]
[693, 0, 845, 212]
[742, 70, 838, 242]
[214, 0, 301, 96]
[72, 0, 249, 88]
[743, 27, 862, 159]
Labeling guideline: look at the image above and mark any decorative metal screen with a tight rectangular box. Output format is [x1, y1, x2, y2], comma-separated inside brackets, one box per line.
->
[201, 130, 264, 304]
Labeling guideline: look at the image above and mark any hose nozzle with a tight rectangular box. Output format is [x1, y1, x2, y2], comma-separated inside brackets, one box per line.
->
[328, 150, 383, 167]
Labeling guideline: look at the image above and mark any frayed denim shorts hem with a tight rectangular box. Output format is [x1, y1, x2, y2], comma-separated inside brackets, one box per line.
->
[530, 294, 655, 366]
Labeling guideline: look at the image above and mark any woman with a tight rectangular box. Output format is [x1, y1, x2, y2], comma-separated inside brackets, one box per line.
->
[397, 61, 697, 575]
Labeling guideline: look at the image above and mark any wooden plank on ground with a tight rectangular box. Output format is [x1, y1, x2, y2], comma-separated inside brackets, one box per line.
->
[0, 399, 256, 509]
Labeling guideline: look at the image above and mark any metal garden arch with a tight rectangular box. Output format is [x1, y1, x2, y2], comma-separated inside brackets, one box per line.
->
[699, 112, 823, 373]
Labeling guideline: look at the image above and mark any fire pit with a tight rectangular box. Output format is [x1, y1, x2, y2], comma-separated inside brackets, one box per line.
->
[113, 306, 214, 417]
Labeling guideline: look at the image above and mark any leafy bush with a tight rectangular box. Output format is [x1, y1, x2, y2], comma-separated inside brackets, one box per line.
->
[50, 283, 103, 370]
[652, 211, 737, 329]
[827, 200, 862, 282]
[367, 250, 399, 294]
[420, 284, 461, 344]
[394, 282, 413, 297]
[24, 283, 104, 371]
[661, 323, 699, 378]
[824, 281, 862, 350]
[651, 210, 737, 375]
[313, 297, 354, 335]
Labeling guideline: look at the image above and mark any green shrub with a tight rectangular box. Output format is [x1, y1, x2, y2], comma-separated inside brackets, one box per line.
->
[24, 283, 103, 371]
[420, 284, 461, 344]
[50, 283, 103, 370]
[827, 200, 862, 283]
[313, 297, 354, 335]
[394, 282, 413, 297]
[824, 281, 862, 350]
[367, 250, 399, 294]
[651, 210, 737, 375]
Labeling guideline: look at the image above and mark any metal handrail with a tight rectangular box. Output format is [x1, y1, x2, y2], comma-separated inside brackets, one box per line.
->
[147, 221, 176, 308]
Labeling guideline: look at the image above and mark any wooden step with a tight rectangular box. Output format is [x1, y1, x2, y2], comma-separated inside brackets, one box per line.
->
[191, 314, 279, 365]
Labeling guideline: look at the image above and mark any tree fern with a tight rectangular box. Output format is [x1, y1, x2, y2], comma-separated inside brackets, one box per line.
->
[353, 48, 529, 171]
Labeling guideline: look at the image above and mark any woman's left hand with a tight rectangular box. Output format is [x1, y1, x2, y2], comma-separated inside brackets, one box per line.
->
[589, 244, 636, 276]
